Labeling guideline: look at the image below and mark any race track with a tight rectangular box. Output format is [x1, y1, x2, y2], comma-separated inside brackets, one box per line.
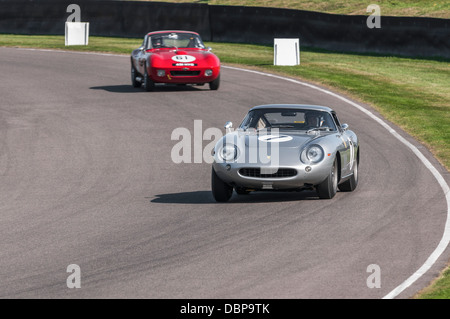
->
[0, 47, 449, 299]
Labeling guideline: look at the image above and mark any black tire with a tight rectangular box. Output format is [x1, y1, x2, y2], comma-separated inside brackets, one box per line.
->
[339, 157, 358, 192]
[131, 64, 141, 88]
[209, 74, 220, 90]
[211, 168, 233, 202]
[143, 66, 155, 92]
[316, 158, 338, 199]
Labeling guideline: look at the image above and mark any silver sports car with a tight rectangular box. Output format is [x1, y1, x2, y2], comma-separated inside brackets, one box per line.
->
[211, 104, 359, 202]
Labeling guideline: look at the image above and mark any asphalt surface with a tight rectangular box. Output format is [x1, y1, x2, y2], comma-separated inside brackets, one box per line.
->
[0, 47, 449, 299]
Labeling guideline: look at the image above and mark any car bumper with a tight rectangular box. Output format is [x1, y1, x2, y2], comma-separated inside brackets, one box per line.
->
[212, 159, 334, 191]
[149, 66, 219, 84]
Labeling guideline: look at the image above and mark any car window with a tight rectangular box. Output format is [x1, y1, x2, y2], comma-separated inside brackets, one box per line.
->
[147, 33, 205, 49]
[264, 112, 305, 124]
[257, 118, 267, 129]
[240, 109, 337, 131]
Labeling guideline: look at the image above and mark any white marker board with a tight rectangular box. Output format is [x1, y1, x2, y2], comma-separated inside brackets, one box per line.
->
[274, 38, 300, 66]
[65, 22, 89, 46]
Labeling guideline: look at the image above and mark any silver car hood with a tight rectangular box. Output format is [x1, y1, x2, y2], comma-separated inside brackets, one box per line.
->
[216, 130, 332, 166]
[237, 131, 324, 149]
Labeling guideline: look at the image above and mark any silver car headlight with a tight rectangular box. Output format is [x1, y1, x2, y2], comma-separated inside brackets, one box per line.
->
[301, 144, 324, 164]
[218, 144, 238, 162]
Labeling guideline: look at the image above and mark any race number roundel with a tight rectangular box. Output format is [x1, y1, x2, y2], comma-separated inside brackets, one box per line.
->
[172, 55, 196, 63]
[258, 135, 293, 143]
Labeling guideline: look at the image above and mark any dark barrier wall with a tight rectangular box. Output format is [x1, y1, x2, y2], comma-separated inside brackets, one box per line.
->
[209, 5, 450, 58]
[0, 0, 211, 39]
[0, 0, 448, 58]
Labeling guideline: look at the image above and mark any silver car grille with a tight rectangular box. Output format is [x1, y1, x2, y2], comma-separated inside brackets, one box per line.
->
[238, 168, 297, 178]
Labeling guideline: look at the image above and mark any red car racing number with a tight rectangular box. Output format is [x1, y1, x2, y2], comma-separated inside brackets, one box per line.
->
[172, 55, 196, 63]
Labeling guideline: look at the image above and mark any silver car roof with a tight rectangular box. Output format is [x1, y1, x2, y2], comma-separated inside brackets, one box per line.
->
[250, 104, 334, 113]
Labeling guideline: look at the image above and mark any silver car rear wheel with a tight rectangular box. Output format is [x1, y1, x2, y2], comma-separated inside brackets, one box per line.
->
[339, 157, 358, 192]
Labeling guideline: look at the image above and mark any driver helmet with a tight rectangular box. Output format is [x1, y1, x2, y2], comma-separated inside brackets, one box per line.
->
[305, 111, 323, 127]
[152, 37, 162, 48]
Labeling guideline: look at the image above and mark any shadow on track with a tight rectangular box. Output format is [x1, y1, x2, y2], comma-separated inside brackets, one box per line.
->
[90, 84, 206, 93]
[150, 190, 320, 204]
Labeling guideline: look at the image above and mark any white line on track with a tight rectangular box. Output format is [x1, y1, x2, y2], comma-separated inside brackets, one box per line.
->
[14, 48, 450, 298]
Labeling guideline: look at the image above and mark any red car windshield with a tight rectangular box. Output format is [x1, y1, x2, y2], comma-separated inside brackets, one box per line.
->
[147, 32, 205, 50]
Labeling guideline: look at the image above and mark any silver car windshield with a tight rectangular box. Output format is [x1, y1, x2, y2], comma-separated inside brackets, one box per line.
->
[239, 109, 337, 131]
[147, 32, 205, 49]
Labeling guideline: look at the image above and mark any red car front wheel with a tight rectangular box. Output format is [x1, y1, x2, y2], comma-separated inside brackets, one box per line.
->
[209, 74, 220, 90]
[143, 66, 155, 92]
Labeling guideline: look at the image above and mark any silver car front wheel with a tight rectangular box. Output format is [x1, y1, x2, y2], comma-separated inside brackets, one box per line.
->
[316, 158, 338, 199]
[211, 168, 233, 202]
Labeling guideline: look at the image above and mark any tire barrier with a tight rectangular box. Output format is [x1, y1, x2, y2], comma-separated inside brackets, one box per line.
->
[0, 0, 448, 58]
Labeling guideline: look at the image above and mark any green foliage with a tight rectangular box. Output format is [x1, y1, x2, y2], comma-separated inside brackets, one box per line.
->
[133, 0, 450, 18]
[416, 267, 450, 299]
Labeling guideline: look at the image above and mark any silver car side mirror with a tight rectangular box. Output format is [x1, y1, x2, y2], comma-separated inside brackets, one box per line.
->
[341, 123, 349, 131]
[224, 121, 233, 133]
[207, 47, 212, 52]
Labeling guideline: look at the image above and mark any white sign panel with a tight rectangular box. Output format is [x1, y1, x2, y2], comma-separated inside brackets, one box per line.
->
[65, 22, 89, 46]
[172, 55, 197, 63]
[274, 38, 300, 66]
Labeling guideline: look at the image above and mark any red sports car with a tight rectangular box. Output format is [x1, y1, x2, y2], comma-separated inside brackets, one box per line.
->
[130, 30, 221, 91]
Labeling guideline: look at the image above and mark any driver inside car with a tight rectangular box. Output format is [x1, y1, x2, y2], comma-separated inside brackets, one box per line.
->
[305, 112, 323, 128]
[151, 37, 162, 48]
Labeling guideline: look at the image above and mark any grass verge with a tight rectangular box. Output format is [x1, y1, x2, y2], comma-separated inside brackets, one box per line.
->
[414, 264, 450, 299]
[132, 0, 450, 19]
[1, 33, 449, 298]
